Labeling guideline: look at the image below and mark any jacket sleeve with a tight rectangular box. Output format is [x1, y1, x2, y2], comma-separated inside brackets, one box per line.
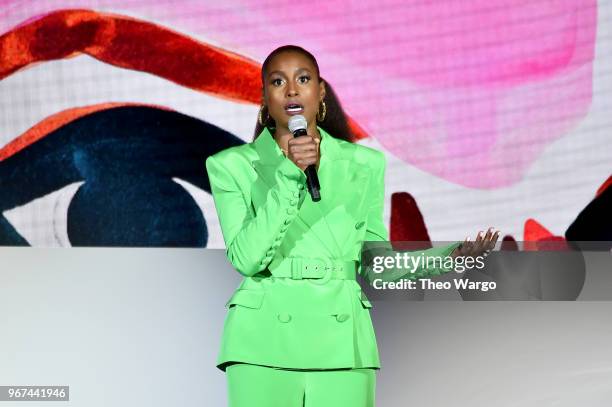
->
[359, 151, 462, 285]
[206, 154, 307, 277]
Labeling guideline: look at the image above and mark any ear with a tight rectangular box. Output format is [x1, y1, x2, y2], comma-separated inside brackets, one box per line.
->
[319, 79, 326, 102]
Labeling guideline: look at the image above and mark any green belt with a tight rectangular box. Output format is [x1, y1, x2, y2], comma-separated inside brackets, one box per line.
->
[268, 257, 358, 280]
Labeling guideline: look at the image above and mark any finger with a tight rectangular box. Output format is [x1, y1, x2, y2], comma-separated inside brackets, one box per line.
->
[296, 134, 320, 143]
[288, 138, 318, 148]
[288, 136, 315, 146]
[488, 230, 500, 250]
[461, 237, 472, 255]
[293, 150, 319, 161]
[473, 231, 485, 254]
[481, 228, 494, 250]
[288, 144, 318, 156]
[294, 152, 316, 163]
[290, 149, 317, 159]
[295, 156, 317, 165]
[478, 236, 490, 255]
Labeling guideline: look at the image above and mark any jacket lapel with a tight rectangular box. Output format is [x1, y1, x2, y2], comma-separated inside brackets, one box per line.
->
[251, 127, 370, 255]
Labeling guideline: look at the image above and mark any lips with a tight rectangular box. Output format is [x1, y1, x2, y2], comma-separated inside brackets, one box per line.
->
[284, 103, 304, 115]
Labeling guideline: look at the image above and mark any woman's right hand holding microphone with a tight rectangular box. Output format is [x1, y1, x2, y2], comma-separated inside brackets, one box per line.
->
[284, 133, 321, 172]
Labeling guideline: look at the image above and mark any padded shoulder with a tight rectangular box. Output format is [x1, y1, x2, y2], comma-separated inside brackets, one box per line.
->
[208, 143, 256, 164]
[205, 143, 257, 178]
[335, 139, 386, 171]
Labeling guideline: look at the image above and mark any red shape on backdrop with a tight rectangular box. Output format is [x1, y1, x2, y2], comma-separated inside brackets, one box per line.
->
[0, 9, 369, 161]
[500, 235, 519, 251]
[0, 9, 261, 102]
[595, 175, 612, 198]
[524, 218, 554, 241]
[524, 218, 568, 251]
[389, 192, 431, 250]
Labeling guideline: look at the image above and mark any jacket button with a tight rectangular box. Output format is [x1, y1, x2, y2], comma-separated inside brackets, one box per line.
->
[277, 313, 292, 323]
[293, 191, 300, 197]
[298, 184, 305, 190]
[287, 208, 296, 215]
[336, 314, 350, 323]
[355, 221, 365, 229]
[290, 199, 298, 205]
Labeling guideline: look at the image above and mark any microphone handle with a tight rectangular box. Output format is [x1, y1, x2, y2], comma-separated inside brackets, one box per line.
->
[292, 128, 321, 202]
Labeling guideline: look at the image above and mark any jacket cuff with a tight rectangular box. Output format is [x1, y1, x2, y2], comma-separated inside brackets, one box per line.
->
[435, 241, 464, 275]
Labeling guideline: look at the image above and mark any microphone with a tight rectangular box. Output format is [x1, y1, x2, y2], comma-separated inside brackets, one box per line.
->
[288, 115, 321, 202]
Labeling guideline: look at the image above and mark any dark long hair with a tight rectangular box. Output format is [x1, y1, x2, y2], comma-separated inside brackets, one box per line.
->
[253, 45, 352, 142]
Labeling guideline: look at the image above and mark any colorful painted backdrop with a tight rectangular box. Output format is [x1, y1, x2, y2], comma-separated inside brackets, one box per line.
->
[0, 1, 610, 247]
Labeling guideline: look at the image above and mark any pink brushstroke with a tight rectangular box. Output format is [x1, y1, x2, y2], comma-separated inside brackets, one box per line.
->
[1, 0, 597, 188]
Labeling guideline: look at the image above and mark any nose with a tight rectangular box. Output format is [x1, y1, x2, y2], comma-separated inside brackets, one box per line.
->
[286, 82, 298, 97]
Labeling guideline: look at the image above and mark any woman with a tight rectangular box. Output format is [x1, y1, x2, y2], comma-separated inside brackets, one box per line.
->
[206, 45, 499, 407]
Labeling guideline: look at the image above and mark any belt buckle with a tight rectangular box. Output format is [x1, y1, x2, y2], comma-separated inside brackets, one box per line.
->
[311, 258, 334, 285]
[291, 257, 303, 280]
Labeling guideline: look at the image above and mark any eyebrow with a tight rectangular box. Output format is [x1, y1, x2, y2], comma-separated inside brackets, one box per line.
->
[267, 68, 313, 78]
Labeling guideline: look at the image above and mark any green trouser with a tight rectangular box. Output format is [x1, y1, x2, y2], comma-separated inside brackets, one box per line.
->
[226, 363, 376, 407]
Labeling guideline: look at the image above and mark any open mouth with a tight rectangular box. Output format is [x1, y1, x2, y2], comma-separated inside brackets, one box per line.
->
[284, 103, 304, 115]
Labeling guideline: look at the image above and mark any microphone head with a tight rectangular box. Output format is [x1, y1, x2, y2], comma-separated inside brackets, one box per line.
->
[288, 115, 308, 133]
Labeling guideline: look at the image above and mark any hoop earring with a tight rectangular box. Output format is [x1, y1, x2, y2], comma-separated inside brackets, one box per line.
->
[258, 105, 268, 126]
[317, 100, 327, 122]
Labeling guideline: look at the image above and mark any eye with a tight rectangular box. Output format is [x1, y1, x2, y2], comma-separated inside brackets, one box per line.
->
[298, 75, 310, 84]
[0, 105, 246, 248]
[271, 78, 284, 86]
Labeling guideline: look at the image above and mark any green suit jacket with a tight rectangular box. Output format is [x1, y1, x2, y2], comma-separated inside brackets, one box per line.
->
[206, 126, 461, 371]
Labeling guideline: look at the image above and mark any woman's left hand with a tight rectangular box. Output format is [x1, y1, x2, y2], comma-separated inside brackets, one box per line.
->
[450, 227, 500, 259]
